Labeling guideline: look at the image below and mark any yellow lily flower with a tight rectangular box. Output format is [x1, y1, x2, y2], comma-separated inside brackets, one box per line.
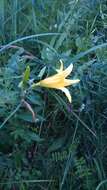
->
[32, 60, 80, 103]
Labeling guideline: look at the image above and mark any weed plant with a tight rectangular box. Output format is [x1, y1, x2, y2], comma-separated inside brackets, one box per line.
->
[1, 0, 107, 189]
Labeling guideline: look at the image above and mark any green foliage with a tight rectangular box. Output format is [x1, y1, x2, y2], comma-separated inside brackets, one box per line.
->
[1, 0, 107, 189]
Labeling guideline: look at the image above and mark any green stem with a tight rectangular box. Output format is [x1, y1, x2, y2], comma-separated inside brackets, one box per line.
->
[0, 103, 22, 129]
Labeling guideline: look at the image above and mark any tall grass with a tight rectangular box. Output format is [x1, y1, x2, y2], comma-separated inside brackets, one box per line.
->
[0, 0, 107, 189]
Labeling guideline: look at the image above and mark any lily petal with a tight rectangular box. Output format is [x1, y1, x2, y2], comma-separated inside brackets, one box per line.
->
[63, 63, 73, 77]
[59, 87, 72, 103]
[56, 59, 63, 73]
[31, 60, 80, 103]
[64, 79, 80, 86]
[59, 59, 63, 71]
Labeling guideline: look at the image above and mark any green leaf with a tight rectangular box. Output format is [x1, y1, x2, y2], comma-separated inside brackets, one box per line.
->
[18, 113, 36, 123]
[11, 129, 43, 142]
[18, 113, 45, 123]
[18, 66, 30, 88]
[23, 65, 30, 84]
[28, 131, 43, 142]
[47, 137, 66, 153]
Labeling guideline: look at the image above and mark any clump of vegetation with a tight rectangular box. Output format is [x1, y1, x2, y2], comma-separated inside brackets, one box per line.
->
[1, 0, 107, 189]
